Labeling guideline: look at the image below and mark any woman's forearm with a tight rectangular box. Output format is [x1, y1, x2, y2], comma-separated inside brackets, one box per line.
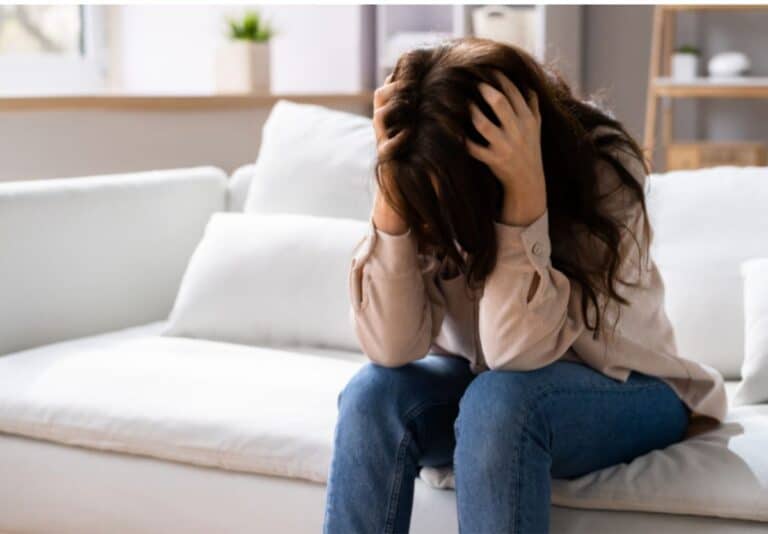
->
[372, 190, 409, 235]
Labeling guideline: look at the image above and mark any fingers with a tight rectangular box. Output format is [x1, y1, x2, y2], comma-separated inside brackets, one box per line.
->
[377, 128, 407, 159]
[373, 77, 403, 109]
[492, 71, 541, 127]
[478, 82, 516, 131]
[493, 71, 529, 118]
[528, 90, 541, 125]
[469, 103, 505, 147]
[373, 99, 397, 141]
[373, 75, 405, 142]
[465, 138, 495, 166]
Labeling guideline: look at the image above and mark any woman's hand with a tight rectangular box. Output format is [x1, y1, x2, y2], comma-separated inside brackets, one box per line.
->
[466, 72, 547, 227]
[371, 74, 409, 235]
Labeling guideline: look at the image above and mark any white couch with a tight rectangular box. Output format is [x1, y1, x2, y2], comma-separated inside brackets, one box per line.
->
[1, 164, 768, 534]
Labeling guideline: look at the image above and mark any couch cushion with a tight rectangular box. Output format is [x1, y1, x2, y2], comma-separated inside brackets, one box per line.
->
[734, 258, 768, 405]
[164, 213, 367, 352]
[646, 166, 768, 379]
[243, 100, 375, 220]
[0, 330, 766, 522]
[0, 167, 227, 357]
[0, 327, 362, 483]
[421, 403, 768, 522]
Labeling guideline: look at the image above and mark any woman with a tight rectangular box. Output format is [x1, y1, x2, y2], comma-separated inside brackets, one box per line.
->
[323, 38, 726, 534]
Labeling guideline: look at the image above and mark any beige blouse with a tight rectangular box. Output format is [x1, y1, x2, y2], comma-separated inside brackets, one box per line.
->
[349, 137, 727, 422]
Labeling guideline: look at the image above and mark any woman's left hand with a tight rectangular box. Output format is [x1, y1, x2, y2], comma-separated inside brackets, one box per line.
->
[466, 72, 547, 226]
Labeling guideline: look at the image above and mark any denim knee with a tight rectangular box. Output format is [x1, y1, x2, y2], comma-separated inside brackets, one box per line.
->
[455, 370, 552, 460]
[337, 363, 404, 426]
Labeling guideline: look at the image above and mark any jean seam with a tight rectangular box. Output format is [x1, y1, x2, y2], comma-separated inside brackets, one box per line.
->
[323, 409, 344, 534]
[384, 399, 456, 534]
[508, 379, 672, 533]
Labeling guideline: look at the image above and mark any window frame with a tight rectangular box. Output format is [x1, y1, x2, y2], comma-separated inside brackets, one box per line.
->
[0, 5, 109, 94]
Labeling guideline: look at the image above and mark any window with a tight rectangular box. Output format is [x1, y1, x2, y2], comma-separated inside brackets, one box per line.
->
[0, 5, 107, 94]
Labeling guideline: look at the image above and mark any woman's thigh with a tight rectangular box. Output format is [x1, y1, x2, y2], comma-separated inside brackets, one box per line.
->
[458, 360, 690, 479]
[338, 354, 475, 466]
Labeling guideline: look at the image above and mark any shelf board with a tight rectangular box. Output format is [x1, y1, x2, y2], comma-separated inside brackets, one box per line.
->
[0, 92, 374, 112]
[652, 77, 768, 98]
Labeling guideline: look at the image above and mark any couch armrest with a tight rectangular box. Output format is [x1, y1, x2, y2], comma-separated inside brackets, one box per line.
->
[0, 167, 227, 356]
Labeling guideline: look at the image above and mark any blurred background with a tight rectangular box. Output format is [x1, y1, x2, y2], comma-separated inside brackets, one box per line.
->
[1, 4, 767, 181]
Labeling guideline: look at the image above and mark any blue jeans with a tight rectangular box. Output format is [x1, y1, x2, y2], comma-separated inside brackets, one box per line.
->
[323, 356, 690, 534]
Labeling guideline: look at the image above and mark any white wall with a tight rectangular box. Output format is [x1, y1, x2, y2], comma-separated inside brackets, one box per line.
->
[111, 5, 374, 94]
[0, 5, 375, 183]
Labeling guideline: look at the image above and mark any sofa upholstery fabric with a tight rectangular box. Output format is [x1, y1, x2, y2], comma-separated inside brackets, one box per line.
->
[164, 213, 367, 351]
[1, 432, 765, 534]
[244, 100, 375, 220]
[646, 166, 768, 378]
[735, 258, 768, 405]
[0, 167, 227, 357]
[0, 326, 766, 523]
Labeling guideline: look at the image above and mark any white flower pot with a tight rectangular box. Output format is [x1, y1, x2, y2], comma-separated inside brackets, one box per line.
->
[671, 53, 698, 81]
[216, 41, 271, 94]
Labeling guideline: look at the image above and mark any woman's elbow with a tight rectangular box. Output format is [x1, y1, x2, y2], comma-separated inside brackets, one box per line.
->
[356, 325, 432, 368]
[362, 343, 428, 368]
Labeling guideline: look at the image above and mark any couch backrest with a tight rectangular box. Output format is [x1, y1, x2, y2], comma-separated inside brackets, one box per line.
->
[228, 163, 256, 212]
[647, 166, 768, 378]
[0, 167, 227, 356]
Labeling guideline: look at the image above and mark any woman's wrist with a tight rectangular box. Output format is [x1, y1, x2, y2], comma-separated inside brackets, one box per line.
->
[372, 192, 409, 236]
[499, 185, 546, 227]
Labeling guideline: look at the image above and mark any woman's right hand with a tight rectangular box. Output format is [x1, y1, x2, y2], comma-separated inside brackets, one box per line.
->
[372, 74, 409, 236]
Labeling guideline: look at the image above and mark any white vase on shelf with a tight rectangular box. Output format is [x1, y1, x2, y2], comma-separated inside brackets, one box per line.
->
[216, 41, 271, 94]
[708, 52, 751, 78]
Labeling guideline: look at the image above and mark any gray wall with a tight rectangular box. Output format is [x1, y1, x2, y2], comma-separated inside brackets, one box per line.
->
[0, 101, 368, 183]
[583, 6, 655, 142]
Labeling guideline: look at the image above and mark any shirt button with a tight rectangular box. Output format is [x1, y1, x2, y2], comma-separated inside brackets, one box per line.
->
[532, 242, 545, 256]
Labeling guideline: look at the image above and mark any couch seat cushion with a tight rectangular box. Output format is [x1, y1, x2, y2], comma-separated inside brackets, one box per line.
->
[1, 327, 766, 522]
[0, 325, 362, 482]
[421, 403, 768, 522]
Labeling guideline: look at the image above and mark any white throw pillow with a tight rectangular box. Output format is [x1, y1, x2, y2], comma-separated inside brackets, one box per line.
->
[164, 213, 366, 351]
[734, 258, 768, 405]
[244, 99, 376, 220]
[647, 166, 768, 378]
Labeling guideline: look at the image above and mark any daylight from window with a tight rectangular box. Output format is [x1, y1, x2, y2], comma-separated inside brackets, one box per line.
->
[0, 5, 82, 56]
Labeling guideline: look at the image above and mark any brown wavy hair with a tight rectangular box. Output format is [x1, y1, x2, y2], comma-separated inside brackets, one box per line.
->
[377, 38, 650, 336]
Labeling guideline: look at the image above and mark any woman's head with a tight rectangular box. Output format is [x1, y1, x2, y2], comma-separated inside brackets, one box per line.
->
[377, 37, 648, 334]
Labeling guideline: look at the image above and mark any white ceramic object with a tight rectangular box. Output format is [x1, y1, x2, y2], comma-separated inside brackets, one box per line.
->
[708, 51, 751, 78]
[216, 41, 271, 93]
[382, 32, 453, 70]
[671, 52, 698, 80]
[472, 5, 537, 52]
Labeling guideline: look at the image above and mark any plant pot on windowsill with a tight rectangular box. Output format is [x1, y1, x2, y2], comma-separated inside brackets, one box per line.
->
[216, 11, 273, 94]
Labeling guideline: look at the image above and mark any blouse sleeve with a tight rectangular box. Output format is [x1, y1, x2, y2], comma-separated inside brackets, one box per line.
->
[478, 142, 650, 371]
[478, 212, 583, 370]
[349, 220, 445, 367]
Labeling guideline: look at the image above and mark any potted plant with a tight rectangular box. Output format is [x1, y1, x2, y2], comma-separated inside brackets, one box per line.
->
[216, 10, 275, 94]
[671, 45, 700, 81]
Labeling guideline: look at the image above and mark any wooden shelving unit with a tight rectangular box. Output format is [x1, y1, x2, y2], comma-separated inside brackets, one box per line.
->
[643, 5, 768, 170]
